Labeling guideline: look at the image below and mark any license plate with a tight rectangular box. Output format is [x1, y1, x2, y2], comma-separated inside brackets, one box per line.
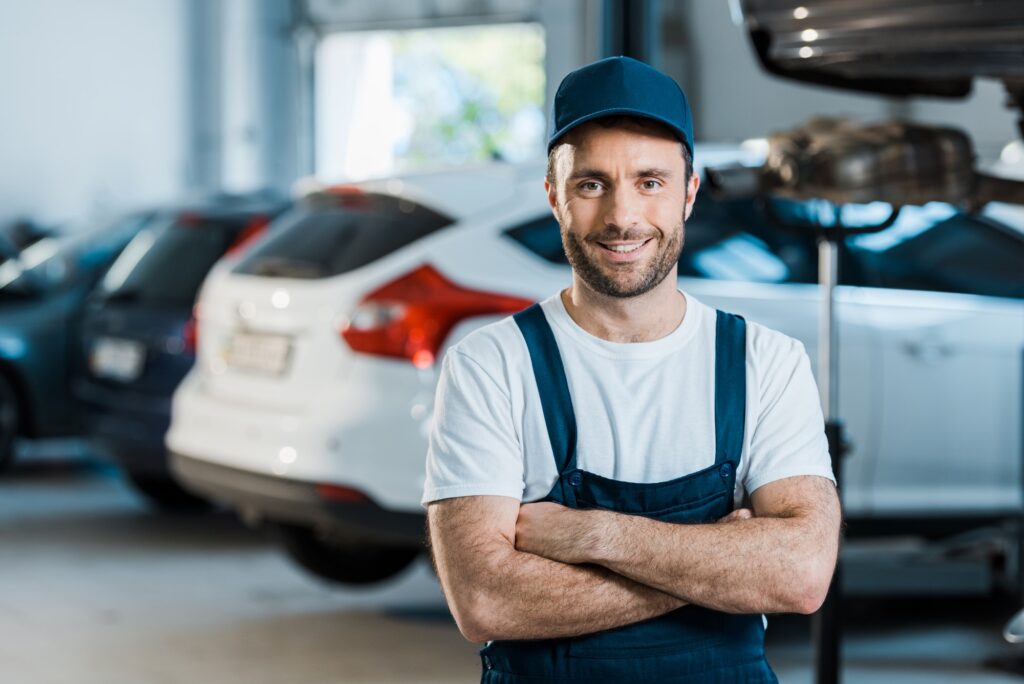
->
[90, 337, 146, 382]
[224, 332, 291, 375]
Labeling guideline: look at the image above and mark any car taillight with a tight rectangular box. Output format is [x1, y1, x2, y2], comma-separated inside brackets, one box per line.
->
[315, 483, 372, 503]
[340, 264, 533, 368]
[325, 185, 373, 210]
[177, 211, 205, 226]
[183, 302, 201, 353]
[225, 215, 270, 257]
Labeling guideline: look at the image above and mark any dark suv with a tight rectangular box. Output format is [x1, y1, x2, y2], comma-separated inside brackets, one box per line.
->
[75, 200, 288, 509]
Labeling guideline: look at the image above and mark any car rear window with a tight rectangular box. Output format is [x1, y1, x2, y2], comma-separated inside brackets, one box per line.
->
[98, 215, 251, 307]
[232, 193, 453, 279]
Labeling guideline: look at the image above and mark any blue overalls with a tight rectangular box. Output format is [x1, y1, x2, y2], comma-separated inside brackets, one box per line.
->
[479, 303, 777, 683]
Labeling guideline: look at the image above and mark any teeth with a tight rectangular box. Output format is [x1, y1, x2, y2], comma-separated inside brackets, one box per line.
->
[607, 242, 644, 253]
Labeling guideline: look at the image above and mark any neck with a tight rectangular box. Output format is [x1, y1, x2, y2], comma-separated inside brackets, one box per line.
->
[561, 271, 686, 343]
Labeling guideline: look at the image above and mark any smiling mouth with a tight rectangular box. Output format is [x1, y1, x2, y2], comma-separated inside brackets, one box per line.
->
[597, 238, 653, 254]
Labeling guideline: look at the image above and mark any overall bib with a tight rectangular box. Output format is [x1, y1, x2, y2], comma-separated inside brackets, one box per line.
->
[479, 303, 777, 683]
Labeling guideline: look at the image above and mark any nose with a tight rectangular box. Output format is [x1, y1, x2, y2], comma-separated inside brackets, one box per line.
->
[603, 184, 642, 233]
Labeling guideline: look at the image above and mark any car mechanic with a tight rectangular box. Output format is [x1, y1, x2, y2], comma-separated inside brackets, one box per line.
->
[424, 56, 841, 683]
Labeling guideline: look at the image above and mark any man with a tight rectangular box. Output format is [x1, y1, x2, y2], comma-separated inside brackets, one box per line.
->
[424, 56, 841, 683]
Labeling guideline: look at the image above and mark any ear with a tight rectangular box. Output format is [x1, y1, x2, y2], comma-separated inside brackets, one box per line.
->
[683, 172, 700, 221]
[545, 176, 559, 217]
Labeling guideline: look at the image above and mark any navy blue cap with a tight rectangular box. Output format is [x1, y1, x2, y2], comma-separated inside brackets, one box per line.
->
[548, 56, 694, 157]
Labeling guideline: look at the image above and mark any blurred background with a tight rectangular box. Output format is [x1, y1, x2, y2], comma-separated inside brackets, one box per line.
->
[1, 1, 1023, 682]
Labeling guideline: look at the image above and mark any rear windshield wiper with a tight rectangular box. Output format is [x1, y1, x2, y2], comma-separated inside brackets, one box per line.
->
[101, 289, 143, 304]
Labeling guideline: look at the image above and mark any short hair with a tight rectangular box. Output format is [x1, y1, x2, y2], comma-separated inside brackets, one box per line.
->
[546, 116, 693, 186]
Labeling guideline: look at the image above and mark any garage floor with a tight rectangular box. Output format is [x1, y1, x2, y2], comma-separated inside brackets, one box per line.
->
[3, 443, 1023, 684]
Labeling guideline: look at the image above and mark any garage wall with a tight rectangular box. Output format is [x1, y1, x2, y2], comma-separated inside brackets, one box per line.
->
[0, 0, 188, 227]
[910, 80, 1020, 165]
[211, 0, 304, 196]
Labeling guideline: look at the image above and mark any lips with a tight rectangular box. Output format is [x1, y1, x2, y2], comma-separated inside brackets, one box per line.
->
[600, 241, 646, 253]
[595, 238, 654, 262]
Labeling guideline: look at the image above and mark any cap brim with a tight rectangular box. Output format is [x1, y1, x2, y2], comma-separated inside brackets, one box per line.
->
[547, 107, 693, 155]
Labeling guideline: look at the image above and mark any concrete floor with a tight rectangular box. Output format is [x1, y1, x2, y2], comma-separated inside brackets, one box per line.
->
[2, 442, 1023, 684]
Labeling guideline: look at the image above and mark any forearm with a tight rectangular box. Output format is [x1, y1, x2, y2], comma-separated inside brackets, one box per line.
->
[427, 500, 684, 643]
[460, 543, 684, 641]
[587, 511, 834, 614]
[515, 477, 841, 614]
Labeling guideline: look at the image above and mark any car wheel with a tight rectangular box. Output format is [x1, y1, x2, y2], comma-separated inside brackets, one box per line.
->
[273, 523, 420, 585]
[0, 374, 20, 471]
[126, 470, 211, 512]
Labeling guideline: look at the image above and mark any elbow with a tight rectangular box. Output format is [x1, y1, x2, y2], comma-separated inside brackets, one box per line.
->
[455, 617, 491, 644]
[449, 589, 502, 643]
[788, 555, 836, 615]
[791, 583, 829, 616]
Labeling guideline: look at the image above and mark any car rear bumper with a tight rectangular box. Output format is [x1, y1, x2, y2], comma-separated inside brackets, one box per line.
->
[76, 379, 171, 474]
[170, 452, 426, 548]
[166, 365, 432, 510]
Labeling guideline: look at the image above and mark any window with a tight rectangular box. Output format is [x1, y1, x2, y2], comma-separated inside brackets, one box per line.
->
[315, 23, 546, 181]
[859, 212, 1024, 299]
[99, 215, 253, 307]
[233, 194, 452, 279]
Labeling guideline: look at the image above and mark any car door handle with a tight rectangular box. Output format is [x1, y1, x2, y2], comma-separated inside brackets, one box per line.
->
[902, 340, 955, 364]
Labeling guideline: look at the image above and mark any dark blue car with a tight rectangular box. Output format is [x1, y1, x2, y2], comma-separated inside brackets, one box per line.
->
[0, 212, 157, 468]
[75, 199, 288, 509]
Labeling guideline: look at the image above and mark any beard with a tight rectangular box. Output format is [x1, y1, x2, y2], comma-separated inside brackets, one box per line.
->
[562, 221, 684, 299]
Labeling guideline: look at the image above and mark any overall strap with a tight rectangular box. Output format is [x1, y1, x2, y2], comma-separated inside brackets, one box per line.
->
[714, 310, 747, 466]
[513, 303, 578, 474]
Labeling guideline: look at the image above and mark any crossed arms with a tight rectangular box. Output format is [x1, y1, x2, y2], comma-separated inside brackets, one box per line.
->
[427, 474, 840, 643]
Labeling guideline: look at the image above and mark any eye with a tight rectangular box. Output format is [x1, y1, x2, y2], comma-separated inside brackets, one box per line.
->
[579, 181, 602, 192]
[641, 179, 662, 190]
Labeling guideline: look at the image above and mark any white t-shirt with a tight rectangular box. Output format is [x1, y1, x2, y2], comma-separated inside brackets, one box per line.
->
[422, 290, 835, 507]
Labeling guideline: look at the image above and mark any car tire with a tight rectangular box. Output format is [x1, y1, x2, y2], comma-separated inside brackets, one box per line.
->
[0, 374, 20, 471]
[273, 523, 420, 585]
[126, 470, 211, 512]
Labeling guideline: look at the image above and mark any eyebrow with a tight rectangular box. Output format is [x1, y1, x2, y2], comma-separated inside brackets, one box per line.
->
[568, 167, 676, 180]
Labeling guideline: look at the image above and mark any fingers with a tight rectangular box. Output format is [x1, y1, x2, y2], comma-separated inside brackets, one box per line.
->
[718, 507, 753, 523]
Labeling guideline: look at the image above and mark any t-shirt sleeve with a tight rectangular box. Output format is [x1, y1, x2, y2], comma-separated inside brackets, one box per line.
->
[744, 334, 836, 495]
[422, 347, 525, 506]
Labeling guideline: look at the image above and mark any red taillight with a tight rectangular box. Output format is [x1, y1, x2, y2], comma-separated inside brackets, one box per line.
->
[225, 215, 270, 257]
[324, 185, 373, 210]
[326, 185, 364, 196]
[177, 211, 205, 226]
[183, 302, 201, 353]
[315, 483, 371, 503]
[340, 264, 533, 367]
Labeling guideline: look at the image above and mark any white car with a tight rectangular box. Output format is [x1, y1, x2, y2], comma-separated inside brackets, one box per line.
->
[168, 155, 1024, 585]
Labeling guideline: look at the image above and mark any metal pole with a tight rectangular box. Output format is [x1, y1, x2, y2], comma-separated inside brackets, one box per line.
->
[813, 237, 843, 684]
[817, 239, 839, 420]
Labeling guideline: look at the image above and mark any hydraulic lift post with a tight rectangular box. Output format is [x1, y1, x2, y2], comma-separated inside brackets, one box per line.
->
[812, 236, 847, 684]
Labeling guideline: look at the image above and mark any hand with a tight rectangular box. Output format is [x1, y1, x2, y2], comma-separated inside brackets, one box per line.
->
[718, 508, 753, 523]
[515, 501, 596, 564]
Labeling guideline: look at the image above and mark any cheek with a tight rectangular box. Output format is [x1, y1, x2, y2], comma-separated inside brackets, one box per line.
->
[647, 198, 686, 230]
[562, 199, 600, 231]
